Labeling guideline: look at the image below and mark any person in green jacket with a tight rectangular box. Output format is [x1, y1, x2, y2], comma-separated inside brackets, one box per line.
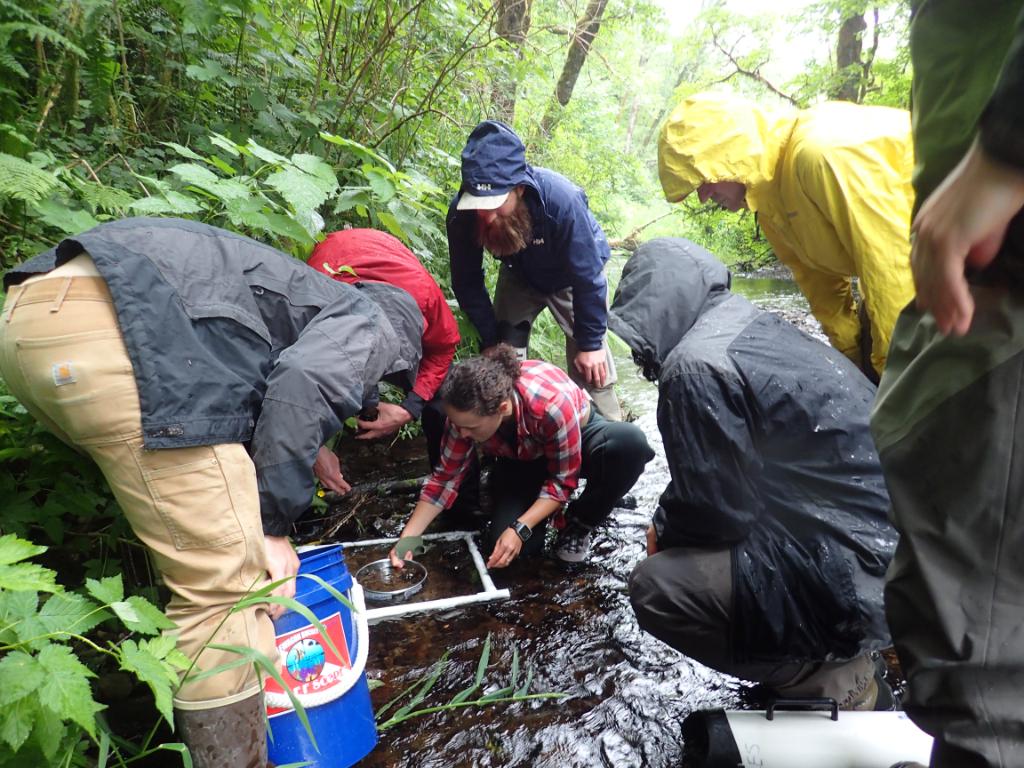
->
[872, 3, 1024, 766]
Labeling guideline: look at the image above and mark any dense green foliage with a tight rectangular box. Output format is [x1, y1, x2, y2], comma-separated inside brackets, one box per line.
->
[0, 0, 912, 763]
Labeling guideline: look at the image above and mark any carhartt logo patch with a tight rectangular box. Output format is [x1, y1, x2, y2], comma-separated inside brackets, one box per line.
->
[52, 362, 76, 386]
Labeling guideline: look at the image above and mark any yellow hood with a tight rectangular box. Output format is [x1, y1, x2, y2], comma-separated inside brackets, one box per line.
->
[658, 91, 797, 210]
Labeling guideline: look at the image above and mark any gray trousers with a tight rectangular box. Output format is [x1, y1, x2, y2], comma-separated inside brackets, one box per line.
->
[493, 264, 621, 421]
[629, 547, 874, 706]
[873, 284, 1024, 768]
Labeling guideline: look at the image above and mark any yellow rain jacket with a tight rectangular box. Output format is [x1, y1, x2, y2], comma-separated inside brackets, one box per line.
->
[658, 92, 915, 376]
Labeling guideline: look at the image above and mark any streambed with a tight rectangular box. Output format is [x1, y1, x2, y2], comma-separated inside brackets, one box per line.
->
[294, 276, 871, 767]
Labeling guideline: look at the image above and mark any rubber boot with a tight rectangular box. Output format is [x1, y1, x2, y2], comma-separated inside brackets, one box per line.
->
[175, 693, 268, 768]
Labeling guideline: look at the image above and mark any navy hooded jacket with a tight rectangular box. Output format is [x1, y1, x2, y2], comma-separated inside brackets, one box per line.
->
[447, 120, 611, 351]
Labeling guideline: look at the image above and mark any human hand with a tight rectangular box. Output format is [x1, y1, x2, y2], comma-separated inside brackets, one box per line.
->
[646, 524, 659, 556]
[486, 527, 523, 569]
[313, 445, 351, 494]
[911, 138, 1024, 336]
[264, 535, 300, 620]
[355, 401, 413, 440]
[573, 348, 608, 388]
[388, 546, 414, 569]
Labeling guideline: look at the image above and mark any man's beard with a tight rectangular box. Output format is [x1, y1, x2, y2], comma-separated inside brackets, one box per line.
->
[476, 200, 533, 257]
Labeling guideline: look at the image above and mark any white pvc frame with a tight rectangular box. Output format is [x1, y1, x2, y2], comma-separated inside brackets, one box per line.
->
[331, 531, 511, 622]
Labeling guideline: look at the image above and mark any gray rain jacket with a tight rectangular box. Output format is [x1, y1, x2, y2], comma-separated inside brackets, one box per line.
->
[5, 218, 422, 536]
[609, 237, 895, 663]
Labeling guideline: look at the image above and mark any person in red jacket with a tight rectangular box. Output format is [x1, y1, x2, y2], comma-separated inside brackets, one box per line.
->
[308, 229, 462, 494]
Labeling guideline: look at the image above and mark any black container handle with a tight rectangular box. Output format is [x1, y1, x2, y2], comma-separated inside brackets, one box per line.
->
[765, 697, 839, 721]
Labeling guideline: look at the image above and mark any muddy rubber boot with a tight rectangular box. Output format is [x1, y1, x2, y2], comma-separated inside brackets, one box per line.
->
[175, 693, 268, 768]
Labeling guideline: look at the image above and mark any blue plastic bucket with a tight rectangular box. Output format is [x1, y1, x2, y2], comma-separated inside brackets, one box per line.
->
[265, 545, 377, 767]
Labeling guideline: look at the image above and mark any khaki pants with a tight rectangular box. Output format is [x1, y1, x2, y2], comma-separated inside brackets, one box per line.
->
[0, 277, 277, 710]
[493, 264, 622, 420]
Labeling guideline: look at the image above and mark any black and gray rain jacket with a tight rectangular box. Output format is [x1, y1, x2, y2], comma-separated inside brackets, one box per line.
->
[609, 237, 895, 663]
[5, 218, 422, 536]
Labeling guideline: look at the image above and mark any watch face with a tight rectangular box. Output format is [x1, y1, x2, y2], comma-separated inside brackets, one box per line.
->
[513, 522, 531, 541]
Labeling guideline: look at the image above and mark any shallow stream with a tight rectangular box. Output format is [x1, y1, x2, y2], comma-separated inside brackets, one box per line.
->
[302, 277, 824, 767]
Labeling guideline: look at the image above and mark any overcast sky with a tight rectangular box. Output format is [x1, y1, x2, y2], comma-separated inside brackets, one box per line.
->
[654, 0, 827, 84]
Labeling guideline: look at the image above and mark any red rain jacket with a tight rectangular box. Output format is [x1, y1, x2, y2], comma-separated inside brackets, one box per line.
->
[309, 229, 459, 417]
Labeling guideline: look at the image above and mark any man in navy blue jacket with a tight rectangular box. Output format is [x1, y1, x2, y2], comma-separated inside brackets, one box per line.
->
[446, 120, 621, 420]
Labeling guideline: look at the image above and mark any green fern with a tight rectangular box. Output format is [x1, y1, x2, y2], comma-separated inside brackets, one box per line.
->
[0, 154, 62, 204]
[0, 49, 27, 79]
[0, 22, 85, 59]
[70, 179, 135, 214]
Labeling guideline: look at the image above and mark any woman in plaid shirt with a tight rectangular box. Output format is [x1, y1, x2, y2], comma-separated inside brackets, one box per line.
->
[390, 345, 652, 567]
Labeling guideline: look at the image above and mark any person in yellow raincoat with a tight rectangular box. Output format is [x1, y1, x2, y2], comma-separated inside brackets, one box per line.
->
[658, 91, 915, 379]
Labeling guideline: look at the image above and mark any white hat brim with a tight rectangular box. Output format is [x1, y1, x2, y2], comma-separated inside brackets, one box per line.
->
[457, 190, 510, 211]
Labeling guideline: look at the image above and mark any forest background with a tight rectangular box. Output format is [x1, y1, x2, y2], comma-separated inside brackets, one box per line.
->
[0, 0, 911, 765]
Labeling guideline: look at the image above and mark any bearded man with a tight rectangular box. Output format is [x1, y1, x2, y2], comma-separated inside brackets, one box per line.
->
[446, 120, 621, 420]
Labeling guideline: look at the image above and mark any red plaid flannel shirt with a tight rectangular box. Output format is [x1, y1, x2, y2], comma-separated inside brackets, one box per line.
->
[420, 360, 590, 509]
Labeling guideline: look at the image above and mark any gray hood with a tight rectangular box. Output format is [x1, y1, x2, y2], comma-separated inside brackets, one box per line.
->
[609, 238, 730, 379]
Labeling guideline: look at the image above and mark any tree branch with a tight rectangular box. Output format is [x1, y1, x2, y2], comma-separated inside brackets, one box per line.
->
[710, 26, 799, 106]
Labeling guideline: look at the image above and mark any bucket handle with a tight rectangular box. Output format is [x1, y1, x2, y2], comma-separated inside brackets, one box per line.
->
[263, 583, 370, 712]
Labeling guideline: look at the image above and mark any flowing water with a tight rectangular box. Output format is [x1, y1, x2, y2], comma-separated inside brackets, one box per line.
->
[303, 277, 817, 767]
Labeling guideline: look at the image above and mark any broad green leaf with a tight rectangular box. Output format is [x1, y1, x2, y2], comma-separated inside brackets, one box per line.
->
[152, 638, 191, 671]
[0, 650, 45, 707]
[130, 191, 203, 215]
[161, 142, 205, 161]
[29, 701, 66, 759]
[290, 154, 338, 189]
[364, 167, 396, 202]
[318, 133, 394, 171]
[376, 211, 407, 242]
[119, 639, 179, 724]
[266, 167, 332, 212]
[38, 591, 106, 636]
[0, 696, 34, 751]
[209, 133, 242, 158]
[0, 590, 37, 644]
[0, 562, 59, 593]
[168, 162, 220, 188]
[185, 59, 230, 83]
[0, 534, 45, 566]
[85, 574, 123, 605]
[245, 139, 288, 165]
[225, 197, 273, 234]
[169, 163, 250, 203]
[208, 155, 237, 176]
[29, 199, 98, 234]
[36, 643, 102, 738]
[263, 213, 315, 245]
[109, 599, 138, 626]
[111, 596, 174, 635]
[333, 188, 370, 213]
[294, 207, 325, 238]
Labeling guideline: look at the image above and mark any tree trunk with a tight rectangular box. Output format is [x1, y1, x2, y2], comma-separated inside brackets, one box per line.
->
[540, 0, 609, 133]
[554, 0, 609, 106]
[831, 11, 866, 102]
[491, 0, 533, 122]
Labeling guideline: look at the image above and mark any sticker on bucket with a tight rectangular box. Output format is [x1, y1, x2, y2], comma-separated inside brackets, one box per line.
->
[266, 612, 353, 718]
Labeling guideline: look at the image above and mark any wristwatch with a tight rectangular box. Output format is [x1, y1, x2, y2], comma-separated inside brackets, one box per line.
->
[509, 520, 532, 542]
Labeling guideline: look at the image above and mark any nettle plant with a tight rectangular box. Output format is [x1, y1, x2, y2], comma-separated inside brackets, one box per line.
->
[0, 132, 447, 267]
[0, 533, 191, 767]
